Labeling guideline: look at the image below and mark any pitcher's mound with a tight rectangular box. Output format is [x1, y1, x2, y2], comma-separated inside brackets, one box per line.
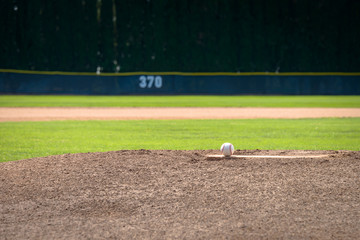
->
[1, 150, 359, 239]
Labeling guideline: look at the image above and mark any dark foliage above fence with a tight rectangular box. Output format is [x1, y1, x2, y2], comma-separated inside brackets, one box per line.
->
[0, 0, 359, 73]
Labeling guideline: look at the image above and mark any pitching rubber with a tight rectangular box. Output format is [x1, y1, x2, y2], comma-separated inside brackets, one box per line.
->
[206, 154, 329, 160]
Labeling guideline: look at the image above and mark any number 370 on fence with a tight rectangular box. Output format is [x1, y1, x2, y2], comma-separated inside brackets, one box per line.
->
[139, 75, 163, 89]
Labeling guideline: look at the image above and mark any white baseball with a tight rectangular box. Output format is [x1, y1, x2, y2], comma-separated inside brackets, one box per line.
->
[220, 143, 234, 156]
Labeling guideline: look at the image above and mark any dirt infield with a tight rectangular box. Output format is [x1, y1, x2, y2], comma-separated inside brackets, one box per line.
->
[1, 107, 360, 121]
[1, 150, 359, 239]
[1, 108, 359, 238]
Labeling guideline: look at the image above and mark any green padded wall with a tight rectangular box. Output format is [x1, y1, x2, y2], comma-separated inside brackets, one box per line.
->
[1, 0, 359, 72]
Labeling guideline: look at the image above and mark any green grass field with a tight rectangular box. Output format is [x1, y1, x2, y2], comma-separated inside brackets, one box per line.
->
[1, 95, 360, 107]
[1, 95, 359, 162]
[1, 118, 359, 162]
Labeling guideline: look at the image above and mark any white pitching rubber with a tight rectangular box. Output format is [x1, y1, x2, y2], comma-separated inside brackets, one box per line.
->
[206, 154, 329, 160]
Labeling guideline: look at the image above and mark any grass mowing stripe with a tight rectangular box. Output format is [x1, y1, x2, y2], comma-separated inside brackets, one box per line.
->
[1, 118, 359, 162]
[0, 95, 360, 107]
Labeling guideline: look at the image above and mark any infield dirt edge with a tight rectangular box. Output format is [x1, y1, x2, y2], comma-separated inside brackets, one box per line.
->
[1, 107, 360, 121]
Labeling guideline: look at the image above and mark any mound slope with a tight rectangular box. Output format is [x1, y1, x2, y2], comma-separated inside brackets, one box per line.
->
[1, 150, 360, 239]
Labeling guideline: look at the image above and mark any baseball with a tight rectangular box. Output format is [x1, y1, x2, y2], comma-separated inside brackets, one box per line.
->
[220, 143, 234, 156]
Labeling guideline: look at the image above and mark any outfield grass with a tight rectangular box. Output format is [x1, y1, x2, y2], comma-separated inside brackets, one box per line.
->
[0, 95, 359, 107]
[1, 118, 359, 162]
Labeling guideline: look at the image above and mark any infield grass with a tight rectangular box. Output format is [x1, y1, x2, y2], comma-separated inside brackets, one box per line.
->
[0, 95, 359, 107]
[1, 118, 359, 162]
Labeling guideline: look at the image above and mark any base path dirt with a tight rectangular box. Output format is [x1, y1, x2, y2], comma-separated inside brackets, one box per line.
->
[1, 107, 360, 121]
[1, 150, 359, 239]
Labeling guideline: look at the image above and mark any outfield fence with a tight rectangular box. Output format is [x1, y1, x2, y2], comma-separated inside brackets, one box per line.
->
[1, 70, 359, 95]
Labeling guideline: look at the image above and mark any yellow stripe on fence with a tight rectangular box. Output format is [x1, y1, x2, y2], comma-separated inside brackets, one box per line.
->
[1, 69, 360, 76]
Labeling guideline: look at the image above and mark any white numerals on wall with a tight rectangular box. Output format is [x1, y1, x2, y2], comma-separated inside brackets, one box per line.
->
[139, 76, 163, 88]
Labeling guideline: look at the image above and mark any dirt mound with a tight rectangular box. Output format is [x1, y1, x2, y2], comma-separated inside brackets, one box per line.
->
[1, 150, 360, 239]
